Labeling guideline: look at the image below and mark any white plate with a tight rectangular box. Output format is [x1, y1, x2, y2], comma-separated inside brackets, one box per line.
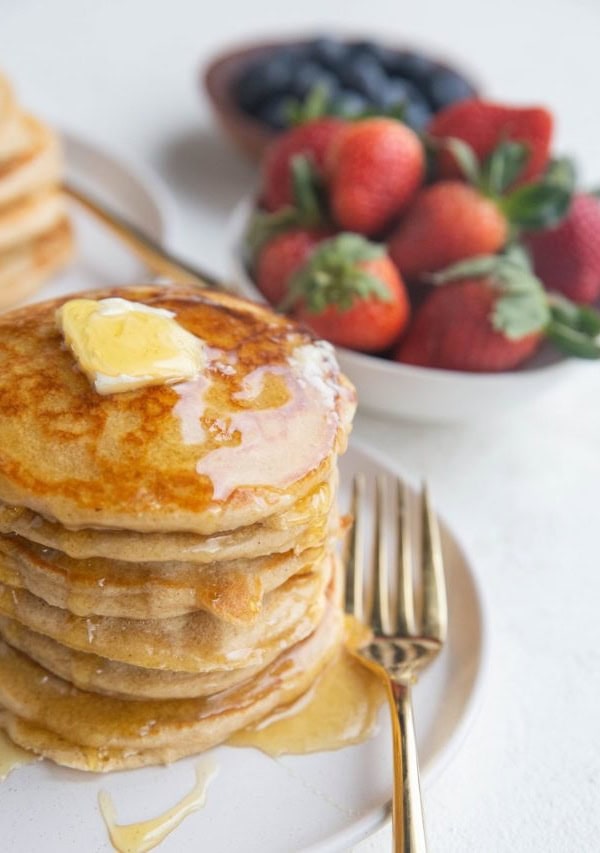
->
[26, 128, 175, 305]
[226, 197, 583, 423]
[0, 440, 487, 853]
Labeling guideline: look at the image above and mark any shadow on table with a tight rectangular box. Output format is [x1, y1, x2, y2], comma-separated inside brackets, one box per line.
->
[157, 125, 256, 218]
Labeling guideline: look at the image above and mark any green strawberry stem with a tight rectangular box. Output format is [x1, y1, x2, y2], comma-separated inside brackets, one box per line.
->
[280, 233, 390, 314]
[435, 136, 481, 184]
[246, 207, 300, 259]
[286, 85, 331, 125]
[245, 155, 326, 261]
[290, 155, 322, 226]
[432, 251, 600, 358]
[480, 140, 530, 196]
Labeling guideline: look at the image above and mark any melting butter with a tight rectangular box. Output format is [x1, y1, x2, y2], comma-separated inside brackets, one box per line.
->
[229, 618, 385, 756]
[57, 297, 205, 395]
[98, 758, 217, 853]
[0, 730, 39, 780]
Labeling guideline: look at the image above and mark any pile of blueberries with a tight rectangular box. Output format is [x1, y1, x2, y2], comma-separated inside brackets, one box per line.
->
[234, 36, 477, 132]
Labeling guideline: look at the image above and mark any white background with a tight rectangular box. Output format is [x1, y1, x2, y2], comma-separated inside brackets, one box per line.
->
[2, 1, 600, 850]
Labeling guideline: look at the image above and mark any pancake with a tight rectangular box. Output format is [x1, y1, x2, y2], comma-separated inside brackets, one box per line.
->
[0, 73, 15, 133]
[0, 558, 331, 672]
[0, 286, 355, 534]
[0, 219, 74, 310]
[0, 599, 343, 772]
[0, 473, 336, 563]
[0, 533, 328, 621]
[0, 115, 62, 208]
[0, 189, 67, 253]
[0, 110, 34, 163]
[0, 615, 279, 700]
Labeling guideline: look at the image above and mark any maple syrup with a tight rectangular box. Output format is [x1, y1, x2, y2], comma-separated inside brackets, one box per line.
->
[0, 730, 39, 780]
[229, 618, 386, 756]
[98, 758, 217, 853]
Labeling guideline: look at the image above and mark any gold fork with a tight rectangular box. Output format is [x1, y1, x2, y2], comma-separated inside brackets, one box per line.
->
[345, 475, 447, 853]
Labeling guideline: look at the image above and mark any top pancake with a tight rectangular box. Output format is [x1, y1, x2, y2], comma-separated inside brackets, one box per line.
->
[0, 285, 355, 534]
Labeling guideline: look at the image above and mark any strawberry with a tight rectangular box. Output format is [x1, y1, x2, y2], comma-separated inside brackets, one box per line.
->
[388, 181, 508, 280]
[261, 118, 346, 212]
[428, 99, 553, 186]
[284, 234, 410, 352]
[254, 228, 330, 306]
[524, 193, 600, 304]
[395, 251, 600, 371]
[395, 278, 542, 371]
[326, 117, 425, 235]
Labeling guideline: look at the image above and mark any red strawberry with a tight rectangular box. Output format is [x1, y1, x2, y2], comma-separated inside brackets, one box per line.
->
[388, 181, 508, 280]
[524, 194, 600, 304]
[326, 118, 425, 235]
[255, 228, 330, 306]
[395, 278, 542, 371]
[285, 234, 410, 352]
[261, 118, 346, 212]
[428, 99, 553, 186]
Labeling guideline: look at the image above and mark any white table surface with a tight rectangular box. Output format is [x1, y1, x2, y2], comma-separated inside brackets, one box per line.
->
[2, 1, 600, 851]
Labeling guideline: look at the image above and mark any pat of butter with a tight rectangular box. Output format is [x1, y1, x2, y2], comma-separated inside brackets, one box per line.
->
[56, 297, 205, 395]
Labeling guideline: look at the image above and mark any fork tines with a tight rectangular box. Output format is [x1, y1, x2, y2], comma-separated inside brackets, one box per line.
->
[345, 474, 447, 642]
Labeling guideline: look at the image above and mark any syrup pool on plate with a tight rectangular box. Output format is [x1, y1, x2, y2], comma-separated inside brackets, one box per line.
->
[229, 617, 386, 756]
[0, 730, 39, 780]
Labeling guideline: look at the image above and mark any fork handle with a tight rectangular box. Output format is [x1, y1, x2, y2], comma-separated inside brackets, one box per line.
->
[390, 681, 427, 853]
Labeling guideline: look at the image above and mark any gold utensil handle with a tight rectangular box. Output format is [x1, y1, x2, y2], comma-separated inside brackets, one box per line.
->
[63, 181, 225, 291]
[390, 681, 428, 852]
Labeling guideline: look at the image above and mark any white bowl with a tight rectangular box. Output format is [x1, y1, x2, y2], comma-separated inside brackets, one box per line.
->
[227, 198, 583, 422]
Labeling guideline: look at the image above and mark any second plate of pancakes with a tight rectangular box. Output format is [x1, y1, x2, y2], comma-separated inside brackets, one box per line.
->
[22, 127, 175, 308]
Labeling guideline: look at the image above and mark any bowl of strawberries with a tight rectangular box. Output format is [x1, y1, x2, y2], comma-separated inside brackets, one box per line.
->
[227, 97, 600, 421]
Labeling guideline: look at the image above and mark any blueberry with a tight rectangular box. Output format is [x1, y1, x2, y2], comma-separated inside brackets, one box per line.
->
[308, 36, 349, 71]
[235, 54, 295, 113]
[290, 62, 338, 100]
[329, 89, 369, 118]
[424, 68, 477, 110]
[375, 78, 419, 110]
[383, 50, 436, 84]
[402, 97, 433, 131]
[338, 55, 389, 101]
[257, 95, 294, 130]
[374, 78, 432, 129]
[347, 40, 393, 68]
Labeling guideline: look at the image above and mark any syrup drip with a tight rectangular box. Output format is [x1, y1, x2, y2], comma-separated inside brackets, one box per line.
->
[0, 730, 39, 780]
[229, 618, 386, 756]
[98, 759, 217, 853]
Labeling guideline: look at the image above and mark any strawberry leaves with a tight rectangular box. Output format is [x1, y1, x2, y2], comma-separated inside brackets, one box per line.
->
[547, 295, 600, 358]
[286, 85, 331, 125]
[246, 155, 326, 257]
[501, 155, 576, 229]
[432, 135, 576, 232]
[431, 249, 600, 357]
[480, 141, 530, 196]
[431, 252, 550, 338]
[282, 234, 390, 313]
[434, 137, 480, 184]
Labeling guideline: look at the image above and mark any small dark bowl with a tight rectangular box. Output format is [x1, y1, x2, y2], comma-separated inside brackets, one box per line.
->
[203, 35, 481, 161]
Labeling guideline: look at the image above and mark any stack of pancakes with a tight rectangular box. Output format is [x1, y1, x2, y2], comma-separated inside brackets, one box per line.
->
[0, 72, 73, 310]
[0, 285, 356, 771]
